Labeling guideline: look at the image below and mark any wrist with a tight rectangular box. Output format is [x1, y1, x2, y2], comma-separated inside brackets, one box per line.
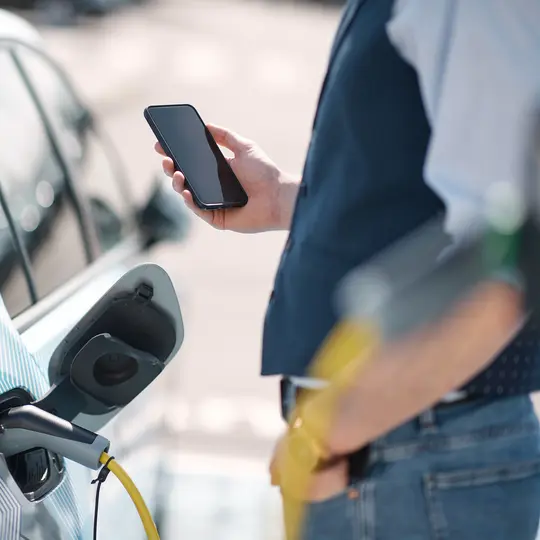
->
[325, 392, 367, 456]
[275, 173, 301, 230]
[287, 411, 345, 473]
[291, 388, 358, 467]
[303, 384, 368, 457]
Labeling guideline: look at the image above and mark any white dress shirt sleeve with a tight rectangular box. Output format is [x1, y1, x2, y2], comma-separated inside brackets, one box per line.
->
[387, 0, 540, 243]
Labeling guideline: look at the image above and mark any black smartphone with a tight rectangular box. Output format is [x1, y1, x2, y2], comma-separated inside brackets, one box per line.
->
[144, 104, 248, 209]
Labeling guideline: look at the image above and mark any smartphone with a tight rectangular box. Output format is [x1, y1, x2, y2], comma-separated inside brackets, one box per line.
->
[144, 104, 248, 210]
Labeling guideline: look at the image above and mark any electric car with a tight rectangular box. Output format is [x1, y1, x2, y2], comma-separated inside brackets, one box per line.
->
[0, 8, 189, 538]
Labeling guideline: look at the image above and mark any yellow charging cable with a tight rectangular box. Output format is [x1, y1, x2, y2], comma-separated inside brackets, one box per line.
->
[99, 452, 160, 540]
[280, 319, 379, 540]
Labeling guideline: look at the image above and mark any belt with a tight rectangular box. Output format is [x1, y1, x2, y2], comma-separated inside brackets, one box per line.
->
[280, 377, 480, 482]
[280, 377, 476, 422]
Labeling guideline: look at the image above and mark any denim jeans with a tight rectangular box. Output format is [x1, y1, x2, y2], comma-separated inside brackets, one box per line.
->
[301, 396, 540, 540]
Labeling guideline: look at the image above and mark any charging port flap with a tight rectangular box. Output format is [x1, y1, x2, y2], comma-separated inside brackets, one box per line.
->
[39, 263, 184, 429]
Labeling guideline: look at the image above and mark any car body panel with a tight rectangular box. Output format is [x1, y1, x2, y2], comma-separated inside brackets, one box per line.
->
[0, 8, 42, 43]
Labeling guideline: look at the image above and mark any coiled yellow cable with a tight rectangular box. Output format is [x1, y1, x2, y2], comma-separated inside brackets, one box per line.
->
[99, 452, 160, 540]
[281, 319, 379, 540]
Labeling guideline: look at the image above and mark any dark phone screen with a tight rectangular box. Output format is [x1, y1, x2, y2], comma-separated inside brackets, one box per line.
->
[147, 105, 247, 206]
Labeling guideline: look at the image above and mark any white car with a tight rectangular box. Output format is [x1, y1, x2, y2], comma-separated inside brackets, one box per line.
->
[0, 8, 190, 539]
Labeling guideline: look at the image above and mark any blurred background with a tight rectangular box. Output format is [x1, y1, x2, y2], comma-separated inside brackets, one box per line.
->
[0, 0, 344, 538]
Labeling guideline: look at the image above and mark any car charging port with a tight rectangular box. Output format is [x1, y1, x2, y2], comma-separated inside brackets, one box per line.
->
[0, 388, 64, 502]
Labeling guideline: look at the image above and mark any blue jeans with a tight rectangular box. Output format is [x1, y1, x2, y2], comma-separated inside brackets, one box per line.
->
[301, 396, 540, 540]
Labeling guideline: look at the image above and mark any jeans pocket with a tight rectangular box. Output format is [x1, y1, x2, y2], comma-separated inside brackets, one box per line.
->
[424, 458, 540, 540]
[299, 485, 367, 540]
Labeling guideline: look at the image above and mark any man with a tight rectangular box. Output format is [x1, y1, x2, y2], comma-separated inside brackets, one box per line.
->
[156, 0, 540, 537]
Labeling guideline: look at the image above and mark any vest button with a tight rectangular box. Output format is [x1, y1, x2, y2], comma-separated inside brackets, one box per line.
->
[299, 183, 308, 197]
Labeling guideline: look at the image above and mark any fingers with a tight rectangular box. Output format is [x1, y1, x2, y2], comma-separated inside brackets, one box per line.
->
[172, 171, 187, 196]
[162, 157, 175, 178]
[207, 124, 251, 154]
[181, 189, 215, 225]
[170, 172, 215, 226]
[154, 141, 166, 156]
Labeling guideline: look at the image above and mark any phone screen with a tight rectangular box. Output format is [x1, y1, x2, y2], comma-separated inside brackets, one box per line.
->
[146, 105, 247, 208]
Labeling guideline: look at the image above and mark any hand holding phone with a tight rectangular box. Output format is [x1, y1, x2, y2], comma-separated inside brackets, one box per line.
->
[152, 111, 297, 233]
[145, 104, 248, 210]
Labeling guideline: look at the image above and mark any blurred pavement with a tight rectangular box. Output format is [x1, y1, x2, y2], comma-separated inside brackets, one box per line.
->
[35, 0, 341, 538]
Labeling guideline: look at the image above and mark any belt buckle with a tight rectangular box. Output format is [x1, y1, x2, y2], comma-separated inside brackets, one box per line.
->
[281, 378, 326, 422]
[280, 378, 296, 421]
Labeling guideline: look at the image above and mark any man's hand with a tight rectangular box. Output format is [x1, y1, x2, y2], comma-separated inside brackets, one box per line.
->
[270, 432, 349, 540]
[155, 124, 299, 233]
[269, 432, 349, 502]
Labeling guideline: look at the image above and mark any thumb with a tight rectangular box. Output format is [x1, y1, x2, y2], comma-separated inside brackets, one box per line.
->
[207, 124, 251, 154]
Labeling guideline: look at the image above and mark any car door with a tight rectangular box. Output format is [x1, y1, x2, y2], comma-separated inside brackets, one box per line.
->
[0, 33, 186, 539]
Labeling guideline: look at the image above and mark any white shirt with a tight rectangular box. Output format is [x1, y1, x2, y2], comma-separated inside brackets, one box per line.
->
[293, 0, 540, 390]
[388, 0, 540, 243]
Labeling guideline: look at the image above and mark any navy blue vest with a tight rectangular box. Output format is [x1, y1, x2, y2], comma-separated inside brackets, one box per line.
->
[262, 0, 540, 396]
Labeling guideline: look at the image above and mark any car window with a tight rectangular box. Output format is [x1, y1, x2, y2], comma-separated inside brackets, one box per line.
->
[0, 207, 33, 317]
[16, 47, 134, 252]
[74, 132, 133, 251]
[0, 47, 87, 301]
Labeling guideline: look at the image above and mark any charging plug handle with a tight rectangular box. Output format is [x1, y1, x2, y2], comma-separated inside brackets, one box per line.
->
[0, 405, 110, 470]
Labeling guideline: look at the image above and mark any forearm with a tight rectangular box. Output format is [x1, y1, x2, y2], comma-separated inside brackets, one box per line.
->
[276, 173, 301, 230]
[324, 280, 524, 455]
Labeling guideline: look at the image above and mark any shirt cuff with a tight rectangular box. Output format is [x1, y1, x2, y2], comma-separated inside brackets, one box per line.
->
[490, 267, 525, 292]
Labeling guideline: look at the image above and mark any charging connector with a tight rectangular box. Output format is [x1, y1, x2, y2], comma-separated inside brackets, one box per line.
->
[0, 404, 159, 539]
[0, 405, 110, 470]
